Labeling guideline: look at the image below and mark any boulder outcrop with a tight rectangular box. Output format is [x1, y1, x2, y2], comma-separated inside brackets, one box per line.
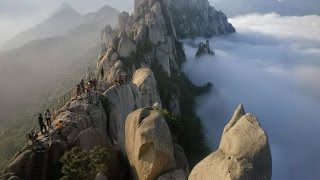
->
[118, 12, 130, 33]
[118, 32, 137, 58]
[195, 40, 215, 58]
[157, 169, 187, 180]
[132, 68, 162, 107]
[174, 144, 189, 177]
[100, 25, 118, 58]
[59, 96, 109, 141]
[189, 104, 272, 180]
[103, 83, 143, 153]
[101, 0, 181, 77]
[169, 95, 181, 117]
[95, 173, 109, 180]
[125, 107, 177, 180]
[73, 127, 107, 151]
[4, 150, 32, 177]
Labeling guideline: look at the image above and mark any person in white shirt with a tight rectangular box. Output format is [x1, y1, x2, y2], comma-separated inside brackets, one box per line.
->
[44, 109, 51, 127]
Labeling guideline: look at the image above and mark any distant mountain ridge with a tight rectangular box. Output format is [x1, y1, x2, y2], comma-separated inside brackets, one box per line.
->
[2, 3, 119, 50]
[0, 4, 119, 127]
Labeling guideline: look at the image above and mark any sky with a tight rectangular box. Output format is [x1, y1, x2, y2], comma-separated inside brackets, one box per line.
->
[0, 0, 133, 47]
[183, 13, 320, 180]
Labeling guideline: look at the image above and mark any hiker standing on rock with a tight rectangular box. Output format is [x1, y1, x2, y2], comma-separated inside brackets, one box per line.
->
[89, 78, 94, 89]
[77, 84, 81, 97]
[100, 67, 105, 80]
[38, 114, 46, 134]
[125, 75, 128, 83]
[93, 78, 97, 90]
[44, 109, 51, 127]
[80, 79, 85, 93]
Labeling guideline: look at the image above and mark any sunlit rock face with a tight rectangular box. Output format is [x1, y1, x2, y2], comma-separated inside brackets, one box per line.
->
[189, 104, 272, 180]
[125, 107, 187, 180]
[132, 68, 162, 108]
[103, 83, 143, 153]
[100, 0, 235, 79]
[167, 0, 236, 39]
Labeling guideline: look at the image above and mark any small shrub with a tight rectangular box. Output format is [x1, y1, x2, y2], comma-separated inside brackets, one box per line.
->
[60, 146, 113, 180]
[157, 109, 180, 136]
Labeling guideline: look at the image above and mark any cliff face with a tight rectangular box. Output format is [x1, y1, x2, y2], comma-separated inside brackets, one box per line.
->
[2, 0, 272, 180]
[167, 0, 236, 38]
[99, 0, 180, 78]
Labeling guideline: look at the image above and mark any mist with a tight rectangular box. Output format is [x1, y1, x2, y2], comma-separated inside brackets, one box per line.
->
[0, 0, 133, 47]
[183, 13, 320, 180]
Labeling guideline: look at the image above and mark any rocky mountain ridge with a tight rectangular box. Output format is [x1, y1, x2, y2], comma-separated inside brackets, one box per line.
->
[0, 3, 120, 170]
[1, 0, 272, 180]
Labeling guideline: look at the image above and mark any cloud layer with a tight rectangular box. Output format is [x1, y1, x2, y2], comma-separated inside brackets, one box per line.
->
[183, 13, 320, 180]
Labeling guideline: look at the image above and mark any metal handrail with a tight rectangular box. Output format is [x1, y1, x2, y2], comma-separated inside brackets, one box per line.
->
[25, 77, 121, 141]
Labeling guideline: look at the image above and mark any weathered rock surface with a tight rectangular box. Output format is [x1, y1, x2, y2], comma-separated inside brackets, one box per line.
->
[49, 140, 68, 166]
[117, 32, 137, 58]
[103, 83, 143, 153]
[73, 128, 107, 151]
[58, 97, 109, 142]
[4, 150, 32, 177]
[169, 95, 181, 117]
[8, 176, 21, 180]
[132, 68, 162, 107]
[100, 0, 182, 78]
[125, 107, 177, 180]
[118, 12, 130, 33]
[189, 104, 272, 180]
[195, 40, 215, 58]
[174, 144, 189, 177]
[95, 173, 109, 180]
[100, 25, 118, 58]
[167, 0, 236, 39]
[133, 25, 147, 43]
[157, 169, 187, 180]
[0, 173, 15, 180]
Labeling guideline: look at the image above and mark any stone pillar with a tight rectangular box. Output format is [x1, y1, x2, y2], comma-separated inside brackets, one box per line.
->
[134, 0, 141, 18]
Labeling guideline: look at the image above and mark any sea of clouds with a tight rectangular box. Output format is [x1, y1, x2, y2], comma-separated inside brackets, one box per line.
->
[183, 13, 320, 180]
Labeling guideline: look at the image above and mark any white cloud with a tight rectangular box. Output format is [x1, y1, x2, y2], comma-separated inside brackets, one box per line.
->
[183, 14, 320, 180]
[0, 15, 39, 47]
[229, 13, 320, 41]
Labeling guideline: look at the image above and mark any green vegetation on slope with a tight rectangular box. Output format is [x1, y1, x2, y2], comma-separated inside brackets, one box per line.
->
[0, 45, 99, 172]
[121, 39, 212, 167]
[152, 62, 212, 167]
[60, 146, 119, 180]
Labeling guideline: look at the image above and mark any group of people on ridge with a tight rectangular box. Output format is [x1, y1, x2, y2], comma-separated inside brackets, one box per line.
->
[31, 68, 128, 140]
[27, 110, 63, 143]
[76, 78, 98, 96]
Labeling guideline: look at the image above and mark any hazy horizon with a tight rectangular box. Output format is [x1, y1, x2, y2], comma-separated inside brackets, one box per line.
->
[0, 0, 133, 48]
[1, 0, 318, 49]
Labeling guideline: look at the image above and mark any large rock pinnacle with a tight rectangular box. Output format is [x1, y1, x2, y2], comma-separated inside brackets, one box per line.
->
[189, 104, 272, 180]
